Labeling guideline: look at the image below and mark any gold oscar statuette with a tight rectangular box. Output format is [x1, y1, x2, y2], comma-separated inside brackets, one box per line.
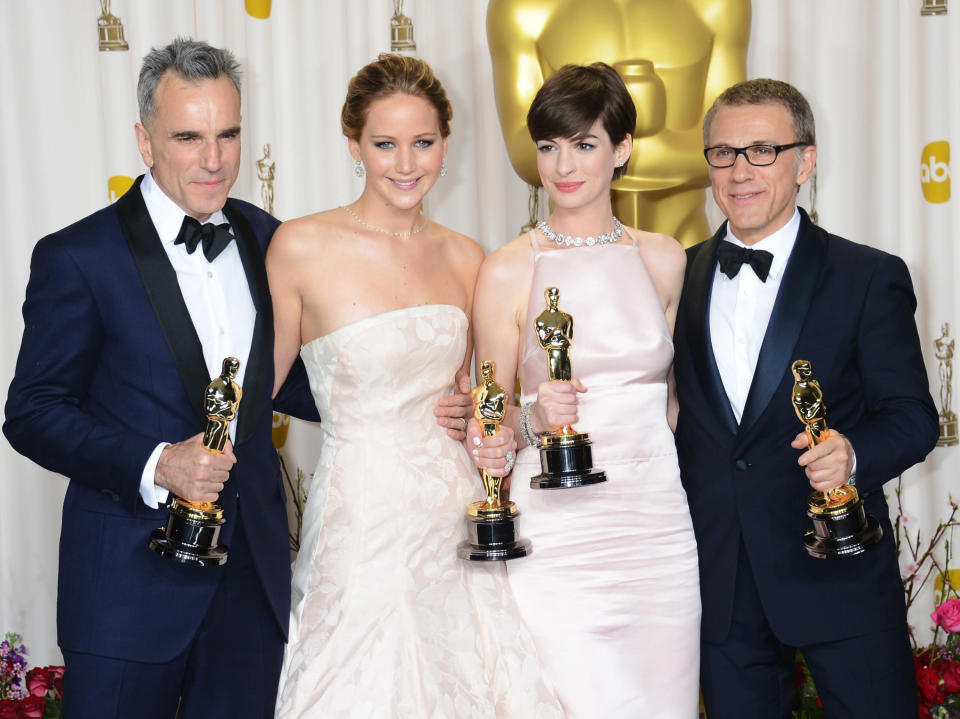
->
[935, 322, 957, 446]
[921, 0, 947, 16]
[791, 359, 881, 559]
[529, 287, 606, 489]
[256, 144, 276, 216]
[97, 0, 129, 52]
[390, 0, 416, 52]
[457, 361, 531, 561]
[149, 358, 242, 567]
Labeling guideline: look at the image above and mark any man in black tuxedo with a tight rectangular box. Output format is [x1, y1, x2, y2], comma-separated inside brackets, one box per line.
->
[4, 38, 316, 718]
[673, 78, 937, 718]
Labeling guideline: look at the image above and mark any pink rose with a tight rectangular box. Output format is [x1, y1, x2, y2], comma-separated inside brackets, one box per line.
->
[17, 697, 44, 719]
[931, 597, 960, 633]
[0, 700, 21, 719]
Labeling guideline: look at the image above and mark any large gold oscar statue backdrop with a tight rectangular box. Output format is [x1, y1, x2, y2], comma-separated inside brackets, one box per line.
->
[487, 0, 750, 247]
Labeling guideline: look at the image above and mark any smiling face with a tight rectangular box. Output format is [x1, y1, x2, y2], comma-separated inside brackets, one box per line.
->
[135, 72, 242, 222]
[707, 102, 816, 245]
[535, 118, 631, 213]
[349, 92, 447, 212]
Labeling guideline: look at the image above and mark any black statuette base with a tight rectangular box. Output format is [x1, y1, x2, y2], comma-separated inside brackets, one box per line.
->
[803, 499, 882, 560]
[149, 506, 228, 567]
[458, 512, 531, 561]
[531, 438, 606, 489]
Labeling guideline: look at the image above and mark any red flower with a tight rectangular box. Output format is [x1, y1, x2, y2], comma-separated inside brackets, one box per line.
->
[17, 697, 44, 719]
[919, 702, 932, 719]
[793, 660, 805, 688]
[45, 665, 63, 700]
[24, 667, 50, 697]
[918, 664, 947, 706]
[936, 657, 960, 693]
[0, 700, 22, 719]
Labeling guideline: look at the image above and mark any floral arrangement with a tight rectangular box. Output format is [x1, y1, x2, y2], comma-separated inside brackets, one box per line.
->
[898, 479, 960, 719]
[915, 598, 960, 718]
[0, 634, 63, 719]
[791, 653, 824, 718]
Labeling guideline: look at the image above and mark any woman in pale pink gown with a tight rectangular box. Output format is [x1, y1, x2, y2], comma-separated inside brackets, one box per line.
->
[473, 63, 702, 718]
[267, 54, 560, 718]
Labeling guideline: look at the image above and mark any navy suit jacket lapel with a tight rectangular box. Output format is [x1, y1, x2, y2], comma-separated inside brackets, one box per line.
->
[738, 209, 826, 436]
[223, 200, 271, 446]
[116, 175, 209, 425]
[685, 223, 739, 436]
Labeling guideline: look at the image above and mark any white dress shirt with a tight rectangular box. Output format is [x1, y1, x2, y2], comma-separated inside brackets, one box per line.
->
[709, 210, 801, 424]
[138, 170, 257, 507]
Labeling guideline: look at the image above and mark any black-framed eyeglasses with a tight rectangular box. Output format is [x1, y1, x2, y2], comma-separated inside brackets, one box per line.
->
[703, 142, 808, 168]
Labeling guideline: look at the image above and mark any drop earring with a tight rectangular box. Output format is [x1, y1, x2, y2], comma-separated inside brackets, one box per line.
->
[354, 159, 365, 178]
[440, 159, 447, 177]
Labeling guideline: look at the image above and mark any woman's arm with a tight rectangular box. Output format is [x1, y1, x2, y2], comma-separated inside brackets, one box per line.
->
[266, 220, 308, 398]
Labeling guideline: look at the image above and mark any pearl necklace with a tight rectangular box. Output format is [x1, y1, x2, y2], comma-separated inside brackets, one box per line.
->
[343, 205, 426, 237]
[536, 217, 623, 248]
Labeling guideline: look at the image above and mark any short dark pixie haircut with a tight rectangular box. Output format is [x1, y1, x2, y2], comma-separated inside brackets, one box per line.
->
[527, 63, 636, 180]
[703, 78, 816, 147]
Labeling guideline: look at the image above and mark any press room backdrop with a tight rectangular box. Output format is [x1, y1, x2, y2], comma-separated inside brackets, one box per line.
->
[0, 0, 957, 665]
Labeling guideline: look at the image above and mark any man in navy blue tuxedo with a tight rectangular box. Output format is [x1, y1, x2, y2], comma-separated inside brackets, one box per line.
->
[4, 38, 316, 718]
[673, 78, 937, 718]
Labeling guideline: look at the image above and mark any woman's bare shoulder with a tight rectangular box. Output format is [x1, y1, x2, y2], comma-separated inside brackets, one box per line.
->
[631, 228, 685, 273]
[431, 221, 485, 267]
[482, 233, 534, 277]
[270, 208, 348, 259]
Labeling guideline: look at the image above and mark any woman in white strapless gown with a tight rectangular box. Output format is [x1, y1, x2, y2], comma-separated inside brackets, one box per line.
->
[472, 64, 701, 718]
[267, 55, 560, 718]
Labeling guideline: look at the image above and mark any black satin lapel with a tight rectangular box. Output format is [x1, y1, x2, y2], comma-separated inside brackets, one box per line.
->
[685, 227, 738, 436]
[738, 211, 827, 435]
[117, 176, 209, 424]
[223, 201, 271, 446]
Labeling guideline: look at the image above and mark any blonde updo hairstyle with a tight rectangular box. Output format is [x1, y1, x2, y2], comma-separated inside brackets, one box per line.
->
[341, 53, 453, 141]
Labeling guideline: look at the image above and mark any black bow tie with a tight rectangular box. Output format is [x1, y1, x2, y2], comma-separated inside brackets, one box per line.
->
[174, 216, 233, 262]
[716, 240, 774, 282]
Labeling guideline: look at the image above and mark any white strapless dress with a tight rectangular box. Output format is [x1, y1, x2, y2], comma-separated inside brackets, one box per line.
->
[274, 305, 561, 719]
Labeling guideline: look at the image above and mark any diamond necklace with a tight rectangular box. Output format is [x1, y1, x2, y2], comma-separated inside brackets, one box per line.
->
[536, 217, 623, 247]
[343, 205, 426, 237]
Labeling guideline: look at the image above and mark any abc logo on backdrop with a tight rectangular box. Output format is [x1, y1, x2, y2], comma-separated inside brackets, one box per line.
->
[921, 141, 950, 203]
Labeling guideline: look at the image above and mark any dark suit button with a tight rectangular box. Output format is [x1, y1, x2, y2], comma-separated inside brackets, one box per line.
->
[735, 459, 749, 471]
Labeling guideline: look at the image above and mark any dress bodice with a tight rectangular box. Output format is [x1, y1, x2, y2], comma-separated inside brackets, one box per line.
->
[520, 232, 675, 460]
[300, 304, 466, 443]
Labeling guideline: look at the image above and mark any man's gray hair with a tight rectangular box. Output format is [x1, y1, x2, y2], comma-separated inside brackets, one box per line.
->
[137, 37, 242, 126]
[703, 78, 816, 148]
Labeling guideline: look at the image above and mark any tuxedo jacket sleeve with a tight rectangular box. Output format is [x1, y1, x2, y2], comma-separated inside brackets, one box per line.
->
[4, 209, 169, 514]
